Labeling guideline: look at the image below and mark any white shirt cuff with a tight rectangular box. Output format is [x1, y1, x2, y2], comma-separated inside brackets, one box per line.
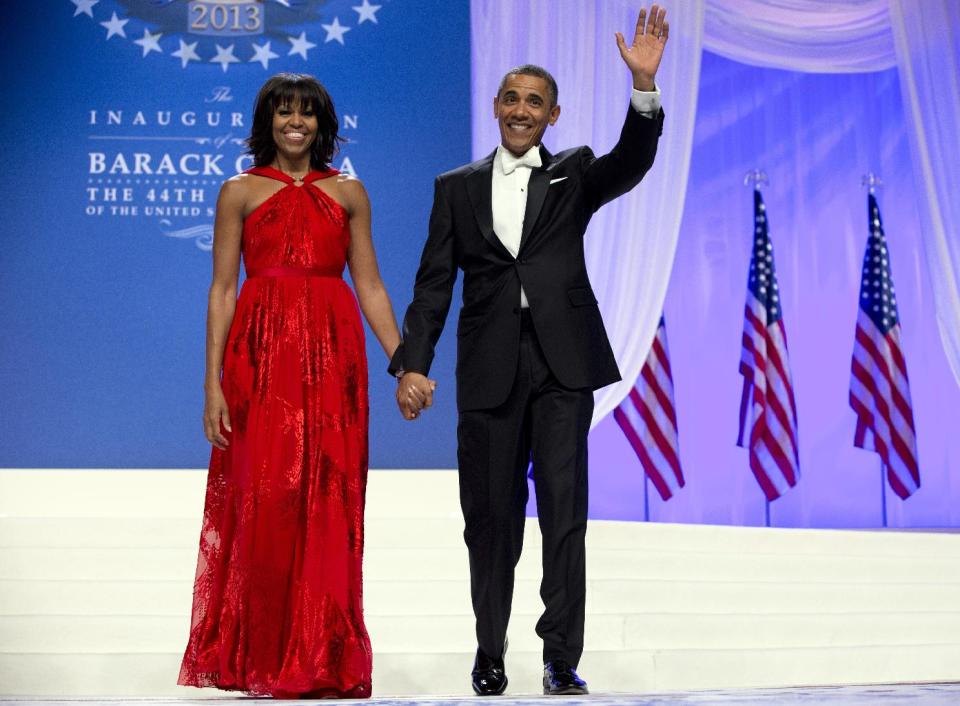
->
[630, 86, 661, 116]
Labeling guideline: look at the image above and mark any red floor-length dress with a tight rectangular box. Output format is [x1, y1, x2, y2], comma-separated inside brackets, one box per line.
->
[179, 166, 372, 698]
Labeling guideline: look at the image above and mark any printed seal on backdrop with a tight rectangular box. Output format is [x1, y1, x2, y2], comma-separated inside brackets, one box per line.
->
[71, 0, 383, 71]
[76, 0, 373, 249]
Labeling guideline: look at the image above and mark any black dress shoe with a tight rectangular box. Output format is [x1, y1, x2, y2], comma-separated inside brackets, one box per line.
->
[543, 660, 588, 695]
[471, 646, 508, 696]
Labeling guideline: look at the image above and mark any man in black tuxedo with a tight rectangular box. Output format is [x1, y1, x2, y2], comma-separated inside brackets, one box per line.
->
[390, 4, 669, 696]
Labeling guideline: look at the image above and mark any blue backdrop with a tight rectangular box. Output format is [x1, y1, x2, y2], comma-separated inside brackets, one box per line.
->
[3, 4, 957, 530]
[0, 0, 469, 468]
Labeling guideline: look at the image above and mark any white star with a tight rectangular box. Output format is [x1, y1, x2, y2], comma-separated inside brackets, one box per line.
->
[210, 43, 239, 72]
[72, 0, 99, 18]
[100, 12, 128, 40]
[250, 41, 279, 69]
[287, 31, 317, 59]
[322, 16, 351, 45]
[172, 39, 201, 68]
[353, 0, 381, 24]
[133, 28, 163, 57]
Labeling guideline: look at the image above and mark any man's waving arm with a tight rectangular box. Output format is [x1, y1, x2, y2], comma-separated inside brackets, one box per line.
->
[584, 4, 669, 210]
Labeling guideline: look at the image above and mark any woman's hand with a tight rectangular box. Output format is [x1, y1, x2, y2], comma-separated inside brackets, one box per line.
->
[203, 385, 232, 450]
[396, 372, 437, 420]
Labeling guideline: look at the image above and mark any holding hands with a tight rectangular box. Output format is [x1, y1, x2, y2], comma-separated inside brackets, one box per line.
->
[616, 4, 669, 91]
[396, 372, 437, 421]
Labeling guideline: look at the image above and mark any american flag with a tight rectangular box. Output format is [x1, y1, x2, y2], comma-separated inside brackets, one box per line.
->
[614, 316, 685, 501]
[849, 194, 919, 499]
[737, 190, 800, 501]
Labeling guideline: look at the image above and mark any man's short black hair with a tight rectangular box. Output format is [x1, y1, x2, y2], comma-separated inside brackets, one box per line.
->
[498, 64, 558, 107]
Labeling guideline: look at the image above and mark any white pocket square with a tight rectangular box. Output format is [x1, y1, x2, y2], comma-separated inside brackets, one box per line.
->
[549, 176, 568, 185]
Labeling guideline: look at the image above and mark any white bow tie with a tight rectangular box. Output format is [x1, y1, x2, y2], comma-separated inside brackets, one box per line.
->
[500, 146, 542, 175]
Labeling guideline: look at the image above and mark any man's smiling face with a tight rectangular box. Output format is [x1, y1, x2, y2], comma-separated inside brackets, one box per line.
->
[494, 74, 561, 157]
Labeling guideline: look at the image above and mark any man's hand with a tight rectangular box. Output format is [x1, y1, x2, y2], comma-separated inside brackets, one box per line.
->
[396, 372, 438, 421]
[616, 4, 669, 92]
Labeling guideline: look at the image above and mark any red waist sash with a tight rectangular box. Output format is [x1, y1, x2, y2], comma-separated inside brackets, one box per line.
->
[246, 265, 342, 278]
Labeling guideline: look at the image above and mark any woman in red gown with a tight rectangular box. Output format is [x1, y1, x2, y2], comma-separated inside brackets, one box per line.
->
[178, 74, 424, 698]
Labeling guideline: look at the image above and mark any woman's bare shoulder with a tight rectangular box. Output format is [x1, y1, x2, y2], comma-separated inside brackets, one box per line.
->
[218, 172, 263, 205]
[335, 173, 367, 197]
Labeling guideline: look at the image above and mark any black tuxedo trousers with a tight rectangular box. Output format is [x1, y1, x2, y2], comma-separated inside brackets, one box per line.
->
[459, 311, 593, 666]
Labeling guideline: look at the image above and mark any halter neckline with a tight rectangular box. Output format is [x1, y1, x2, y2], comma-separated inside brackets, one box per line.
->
[245, 165, 339, 184]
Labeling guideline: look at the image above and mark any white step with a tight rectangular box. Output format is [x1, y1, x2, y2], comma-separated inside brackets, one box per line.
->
[5, 577, 958, 617]
[3, 610, 959, 654]
[3, 545, 958, 583]
[0, 578, 476, 617]
[0, 517, 468, 549]
[0, 469, 463, 520]
[587, 577, 960, 614]
[2, 644, 959, 697]
[5, 514, 959, 557]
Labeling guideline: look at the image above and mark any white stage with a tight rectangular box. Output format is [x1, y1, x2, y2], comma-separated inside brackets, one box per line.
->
[1, 470, 959, 698]
[4, 686, 960, 705]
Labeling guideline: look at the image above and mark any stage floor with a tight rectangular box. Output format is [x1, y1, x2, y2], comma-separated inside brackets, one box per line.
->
[4, 684, 960, 706]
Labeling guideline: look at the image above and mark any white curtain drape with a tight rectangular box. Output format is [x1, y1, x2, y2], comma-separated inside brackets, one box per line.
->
[704, 0, 896, 73]
[703, 0, 960, 392]
[888, 0, 960, 386]
[471, 0, 960, 427]
[470, 0, 704, 426]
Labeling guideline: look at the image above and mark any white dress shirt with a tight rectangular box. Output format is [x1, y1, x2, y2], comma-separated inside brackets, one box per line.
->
[492, 87, 662, 308]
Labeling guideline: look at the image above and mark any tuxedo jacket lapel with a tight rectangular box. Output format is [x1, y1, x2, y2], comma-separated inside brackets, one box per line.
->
[518, 145, 553, 254]
[465, 150, 513, 259]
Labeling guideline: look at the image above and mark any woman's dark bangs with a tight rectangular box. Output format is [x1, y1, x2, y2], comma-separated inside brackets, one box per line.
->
[270, 82, 321, 114]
